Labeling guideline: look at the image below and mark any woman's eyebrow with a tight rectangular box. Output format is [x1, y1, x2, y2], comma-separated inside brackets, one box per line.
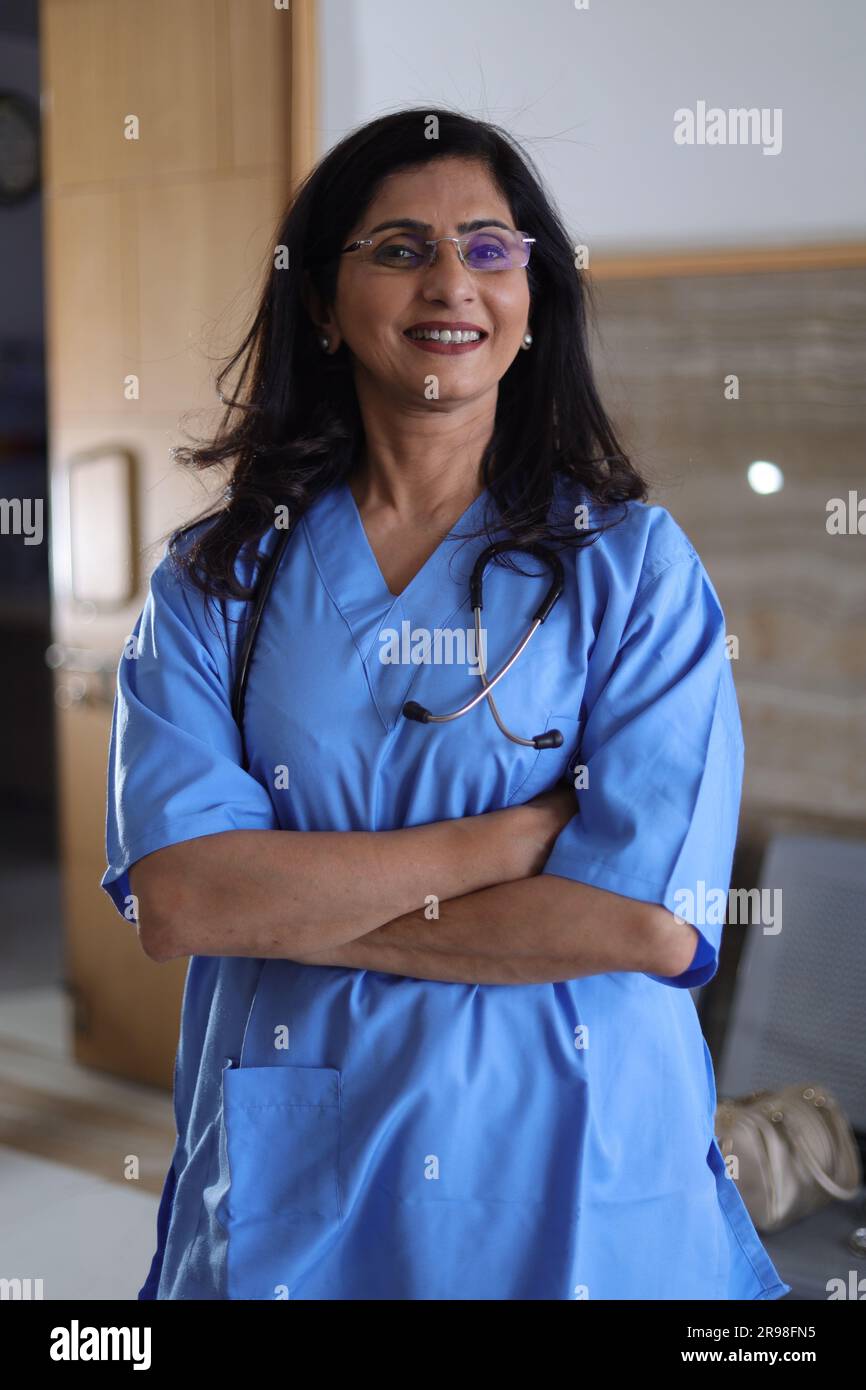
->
[366, 218, 512, 234]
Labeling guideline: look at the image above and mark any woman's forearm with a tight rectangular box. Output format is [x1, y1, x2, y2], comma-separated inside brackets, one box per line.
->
[290, 875, 695, 985]
[136, 787, 575, 962]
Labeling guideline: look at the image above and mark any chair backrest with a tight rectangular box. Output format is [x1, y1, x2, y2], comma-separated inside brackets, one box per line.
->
[716, 832, 866, 1134]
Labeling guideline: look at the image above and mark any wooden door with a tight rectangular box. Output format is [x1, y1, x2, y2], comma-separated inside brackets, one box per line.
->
[40, 0, 318, 1086]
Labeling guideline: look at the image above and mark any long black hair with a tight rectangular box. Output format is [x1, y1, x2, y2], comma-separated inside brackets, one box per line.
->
[165, 106, 648, 600]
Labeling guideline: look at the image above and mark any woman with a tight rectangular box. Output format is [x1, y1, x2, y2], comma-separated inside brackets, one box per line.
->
[102, 108, 791, 1301]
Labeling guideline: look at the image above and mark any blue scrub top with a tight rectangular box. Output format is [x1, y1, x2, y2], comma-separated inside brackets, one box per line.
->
[102, 476, 791, 1301]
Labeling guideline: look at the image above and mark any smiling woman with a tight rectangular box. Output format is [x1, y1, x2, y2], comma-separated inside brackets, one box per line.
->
[304, 159, 535, 421]
[157, 106, 647, 592]
[101, 107, 790, 1302]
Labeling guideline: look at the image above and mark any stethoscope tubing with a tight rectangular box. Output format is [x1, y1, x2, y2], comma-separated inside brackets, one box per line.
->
[403, 610, 543, 722]
[232, 525, 292, 769]
[402, 539, 566, 748]
[231, 527, 567, 767]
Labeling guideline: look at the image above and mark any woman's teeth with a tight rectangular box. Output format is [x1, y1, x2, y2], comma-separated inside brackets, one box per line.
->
[406, 328, 483, 343]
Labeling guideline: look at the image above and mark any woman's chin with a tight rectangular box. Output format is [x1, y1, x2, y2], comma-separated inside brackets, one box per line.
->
[408, 377, 493, 406]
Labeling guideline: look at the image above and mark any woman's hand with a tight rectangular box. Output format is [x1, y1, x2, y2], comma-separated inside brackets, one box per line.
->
[486, 777, 577, 882]
[521, 778, 578, 874]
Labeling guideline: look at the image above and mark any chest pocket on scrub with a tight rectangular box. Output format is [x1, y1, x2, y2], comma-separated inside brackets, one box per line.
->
[505, 712, 583, 804]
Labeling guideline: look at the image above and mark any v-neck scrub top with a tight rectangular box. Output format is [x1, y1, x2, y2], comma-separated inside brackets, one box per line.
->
[102, 477, 791, 1301]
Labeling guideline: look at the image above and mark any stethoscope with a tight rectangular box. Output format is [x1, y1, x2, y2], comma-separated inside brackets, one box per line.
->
[232, 526, 565, 770]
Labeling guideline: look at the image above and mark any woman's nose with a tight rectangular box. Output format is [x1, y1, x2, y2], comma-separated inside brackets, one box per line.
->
[419, 239, 477, 301]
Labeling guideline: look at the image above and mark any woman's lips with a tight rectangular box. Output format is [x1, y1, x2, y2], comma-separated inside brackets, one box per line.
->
[403, 331, 488, 355]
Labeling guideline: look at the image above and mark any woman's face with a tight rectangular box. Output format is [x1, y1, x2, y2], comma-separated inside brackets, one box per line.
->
[318, 157, 532, 407]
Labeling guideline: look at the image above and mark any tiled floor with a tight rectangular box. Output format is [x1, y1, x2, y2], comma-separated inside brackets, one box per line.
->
[1, 812, 171, 1299]
[0, 986, 170, 1298]
[0, 1146, 160, 1300]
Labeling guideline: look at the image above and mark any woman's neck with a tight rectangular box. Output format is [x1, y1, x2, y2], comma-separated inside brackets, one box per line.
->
[348, 379, 495, 524]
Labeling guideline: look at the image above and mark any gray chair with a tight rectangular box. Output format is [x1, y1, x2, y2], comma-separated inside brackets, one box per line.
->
[714, 832, 866, 1300]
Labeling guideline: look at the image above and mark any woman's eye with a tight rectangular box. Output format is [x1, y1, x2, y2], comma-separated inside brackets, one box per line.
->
[468, 239, 508, 264]
[374, 242, 422, 266]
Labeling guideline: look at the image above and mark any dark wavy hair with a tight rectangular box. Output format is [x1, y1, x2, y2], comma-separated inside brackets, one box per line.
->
[165, 106, 648, 601]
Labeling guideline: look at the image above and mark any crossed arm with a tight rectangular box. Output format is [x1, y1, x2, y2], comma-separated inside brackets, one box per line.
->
[131, 783, 698, 984]
[289, 873, 696, 985]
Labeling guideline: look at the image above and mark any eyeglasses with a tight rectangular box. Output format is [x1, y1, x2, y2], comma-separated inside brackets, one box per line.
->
[314, 227, 536, 273]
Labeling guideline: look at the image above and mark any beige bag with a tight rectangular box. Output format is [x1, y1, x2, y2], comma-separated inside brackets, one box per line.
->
[714, 1083, 864, 1233]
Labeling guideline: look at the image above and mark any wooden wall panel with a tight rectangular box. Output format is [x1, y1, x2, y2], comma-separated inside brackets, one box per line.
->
[41, 0, 293, 185]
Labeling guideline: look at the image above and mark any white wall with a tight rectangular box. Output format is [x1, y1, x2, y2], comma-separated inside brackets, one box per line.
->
[319, 0, 866, 252]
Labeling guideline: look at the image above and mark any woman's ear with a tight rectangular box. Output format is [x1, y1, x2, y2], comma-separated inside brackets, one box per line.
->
[302, 272, 340, 351]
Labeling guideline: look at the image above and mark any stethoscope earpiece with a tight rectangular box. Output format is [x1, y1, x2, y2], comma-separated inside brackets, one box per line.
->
[403, 700, 564, 749]
[402, 700, 431, 724]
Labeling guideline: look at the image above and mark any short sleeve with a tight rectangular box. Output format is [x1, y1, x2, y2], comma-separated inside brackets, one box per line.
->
[541, 555, 745, 988]
[101, 547, 279, 922]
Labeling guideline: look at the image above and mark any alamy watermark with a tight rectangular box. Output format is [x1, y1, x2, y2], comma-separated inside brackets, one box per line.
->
[674, 101, 782, 156]
[49, 1320, 151, 1369]
[826, 491, 866, 534]
[1, 1276, 44, 1299]
[0, 497, 43, 545]
[379, 621, 488, 672]
[673, 880, 782, 933]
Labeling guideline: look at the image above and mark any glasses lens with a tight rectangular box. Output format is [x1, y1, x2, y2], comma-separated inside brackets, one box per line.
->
[364, 228, 531, 270]
[370, 233, 429, 269]
[464, 228, 529, 271]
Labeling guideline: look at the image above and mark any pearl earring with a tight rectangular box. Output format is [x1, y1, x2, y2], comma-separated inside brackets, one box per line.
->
[320, 336, 330, 352]
[521, 331, 533, 350]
